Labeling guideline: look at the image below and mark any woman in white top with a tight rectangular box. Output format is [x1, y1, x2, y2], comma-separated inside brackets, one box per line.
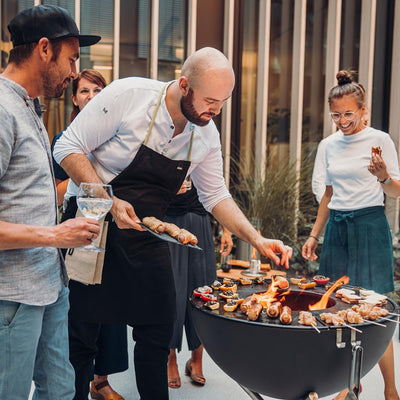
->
[302, 70, 400, 400]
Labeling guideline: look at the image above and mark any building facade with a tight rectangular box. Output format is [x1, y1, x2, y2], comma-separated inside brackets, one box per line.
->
[1, 0, 400, 229]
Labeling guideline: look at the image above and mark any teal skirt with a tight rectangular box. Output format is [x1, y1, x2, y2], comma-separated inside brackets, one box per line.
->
[319, 206, 394, 294]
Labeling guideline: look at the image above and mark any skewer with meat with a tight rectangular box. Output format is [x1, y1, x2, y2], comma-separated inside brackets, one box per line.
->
[298, 311, 318, 327]
[352, 304, 389, 320]
[163, 222, 198, 244]
[320, 312, 345, 326]
[266, 302, 282, 318]
[337, 309, 363, 324]
[279, 306, 292, 324]
[142, 216, 166, 233]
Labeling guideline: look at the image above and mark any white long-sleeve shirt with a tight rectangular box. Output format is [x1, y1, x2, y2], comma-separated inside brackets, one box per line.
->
[324, 127, 400, 211]
[53, 77, 231, 213]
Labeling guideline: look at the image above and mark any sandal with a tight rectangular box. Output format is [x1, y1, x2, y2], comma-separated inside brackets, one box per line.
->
[90, 380, 125, 400]
[185, 359, 206, 386]
[168, 376, 181, 389]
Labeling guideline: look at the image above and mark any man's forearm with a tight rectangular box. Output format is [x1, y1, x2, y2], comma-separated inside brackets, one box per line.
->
[60, 154, 102, 186]
[212, 197, 259, 245]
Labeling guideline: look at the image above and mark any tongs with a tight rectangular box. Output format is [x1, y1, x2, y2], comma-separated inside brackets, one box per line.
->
[345, 345, 363, 399]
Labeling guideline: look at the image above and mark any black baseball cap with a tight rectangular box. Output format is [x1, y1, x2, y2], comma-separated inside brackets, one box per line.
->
[8, 5, 101, 48]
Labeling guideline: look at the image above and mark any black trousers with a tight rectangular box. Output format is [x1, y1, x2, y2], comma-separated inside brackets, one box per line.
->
[69, 319, 173, 400]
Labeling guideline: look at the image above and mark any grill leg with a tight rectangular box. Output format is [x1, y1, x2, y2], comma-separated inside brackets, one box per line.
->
[345, 344, 363, 400]
[237, 384, 264, 400]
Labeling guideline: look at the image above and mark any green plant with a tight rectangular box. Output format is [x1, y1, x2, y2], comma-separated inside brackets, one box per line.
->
[229, 151, 319, 270]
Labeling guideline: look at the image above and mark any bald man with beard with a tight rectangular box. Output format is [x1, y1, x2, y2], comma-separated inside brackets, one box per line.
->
[54, 47, 292, 399]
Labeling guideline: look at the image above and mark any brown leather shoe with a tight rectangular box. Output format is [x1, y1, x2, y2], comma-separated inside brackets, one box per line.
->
[90, 380, 125, 400]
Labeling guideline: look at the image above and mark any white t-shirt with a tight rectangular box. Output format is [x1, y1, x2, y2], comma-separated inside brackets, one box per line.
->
[53, 77, 231, 213]
[312, 132, 340, 203]
[325, 126, 400, 211]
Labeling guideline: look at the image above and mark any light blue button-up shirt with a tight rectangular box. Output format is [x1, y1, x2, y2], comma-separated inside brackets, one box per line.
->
[0, 77, 65, 306]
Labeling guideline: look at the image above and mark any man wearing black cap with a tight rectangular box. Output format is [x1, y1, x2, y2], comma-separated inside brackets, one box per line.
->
[0, 5, 100, 400]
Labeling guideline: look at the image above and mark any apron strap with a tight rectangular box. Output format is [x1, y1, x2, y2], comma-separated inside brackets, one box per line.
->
[144, 82, 195, 162]
[187, 130, 194, 161]
[143, 83, 168, 146]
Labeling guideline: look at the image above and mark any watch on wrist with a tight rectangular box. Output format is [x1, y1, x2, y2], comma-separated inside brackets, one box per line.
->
[379, 177, 392, 184]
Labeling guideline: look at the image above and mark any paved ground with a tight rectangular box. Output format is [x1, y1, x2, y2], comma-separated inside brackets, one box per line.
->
[30, 326, 399, 399]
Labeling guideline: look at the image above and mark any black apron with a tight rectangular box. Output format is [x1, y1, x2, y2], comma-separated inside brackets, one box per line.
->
[68, 85, 194, 326]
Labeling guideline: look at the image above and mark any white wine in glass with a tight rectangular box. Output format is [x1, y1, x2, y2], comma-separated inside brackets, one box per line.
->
[76, 182, 113, 252]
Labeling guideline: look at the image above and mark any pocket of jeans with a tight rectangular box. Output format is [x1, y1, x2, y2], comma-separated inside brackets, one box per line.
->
[0, 300, 21, 326]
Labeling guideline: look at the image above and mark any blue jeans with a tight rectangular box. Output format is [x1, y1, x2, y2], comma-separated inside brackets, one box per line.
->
[0, 286, 75, 400]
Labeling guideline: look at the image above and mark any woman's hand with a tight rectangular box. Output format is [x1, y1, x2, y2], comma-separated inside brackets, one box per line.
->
[368, 153, 389, 182]
[110, 196, 145, 230]
[302, 237, 319, 261]
[220, 227, 233, 257]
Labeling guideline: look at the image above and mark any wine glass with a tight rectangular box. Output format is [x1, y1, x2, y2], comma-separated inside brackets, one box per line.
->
[76, 182, 113, 252]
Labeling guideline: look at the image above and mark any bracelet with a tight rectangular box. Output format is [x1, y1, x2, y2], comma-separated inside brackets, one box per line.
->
[309, 235, 319, 241]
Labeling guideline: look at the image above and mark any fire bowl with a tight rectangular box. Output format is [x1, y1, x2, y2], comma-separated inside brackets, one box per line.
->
[190, 285, 398, 399]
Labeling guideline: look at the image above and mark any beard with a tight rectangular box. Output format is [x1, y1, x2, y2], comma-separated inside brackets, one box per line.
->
[42, 63, 69, 98]
[180, 88, 214, 127]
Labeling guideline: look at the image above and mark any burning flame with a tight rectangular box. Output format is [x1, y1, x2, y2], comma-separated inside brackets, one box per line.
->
[308, 275, 349, 311]
[251, 230, 261, 259]
[253, 276, 290, 309]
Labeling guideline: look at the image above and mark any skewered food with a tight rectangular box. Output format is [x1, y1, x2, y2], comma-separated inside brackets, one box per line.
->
[337, 309, 363, 324]
[351, 303, 389, 318]
[142, 216, 166, 233]
[371, 146, 382, 156]
[320, 312, 345, 326]
[298, 311, 317, 327]
[266, 302, 282, 318]
[280, 306, 292, 324]
[143, 217, 198, 244]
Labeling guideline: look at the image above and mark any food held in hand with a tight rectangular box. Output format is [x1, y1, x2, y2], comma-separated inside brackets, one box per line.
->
[371, 146, 382, 156]
[142, 216, 166, 233]
[313, 275, 330, 285]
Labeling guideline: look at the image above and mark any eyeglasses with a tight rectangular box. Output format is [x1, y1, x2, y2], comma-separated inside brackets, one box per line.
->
[330, 111, 357, 122]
